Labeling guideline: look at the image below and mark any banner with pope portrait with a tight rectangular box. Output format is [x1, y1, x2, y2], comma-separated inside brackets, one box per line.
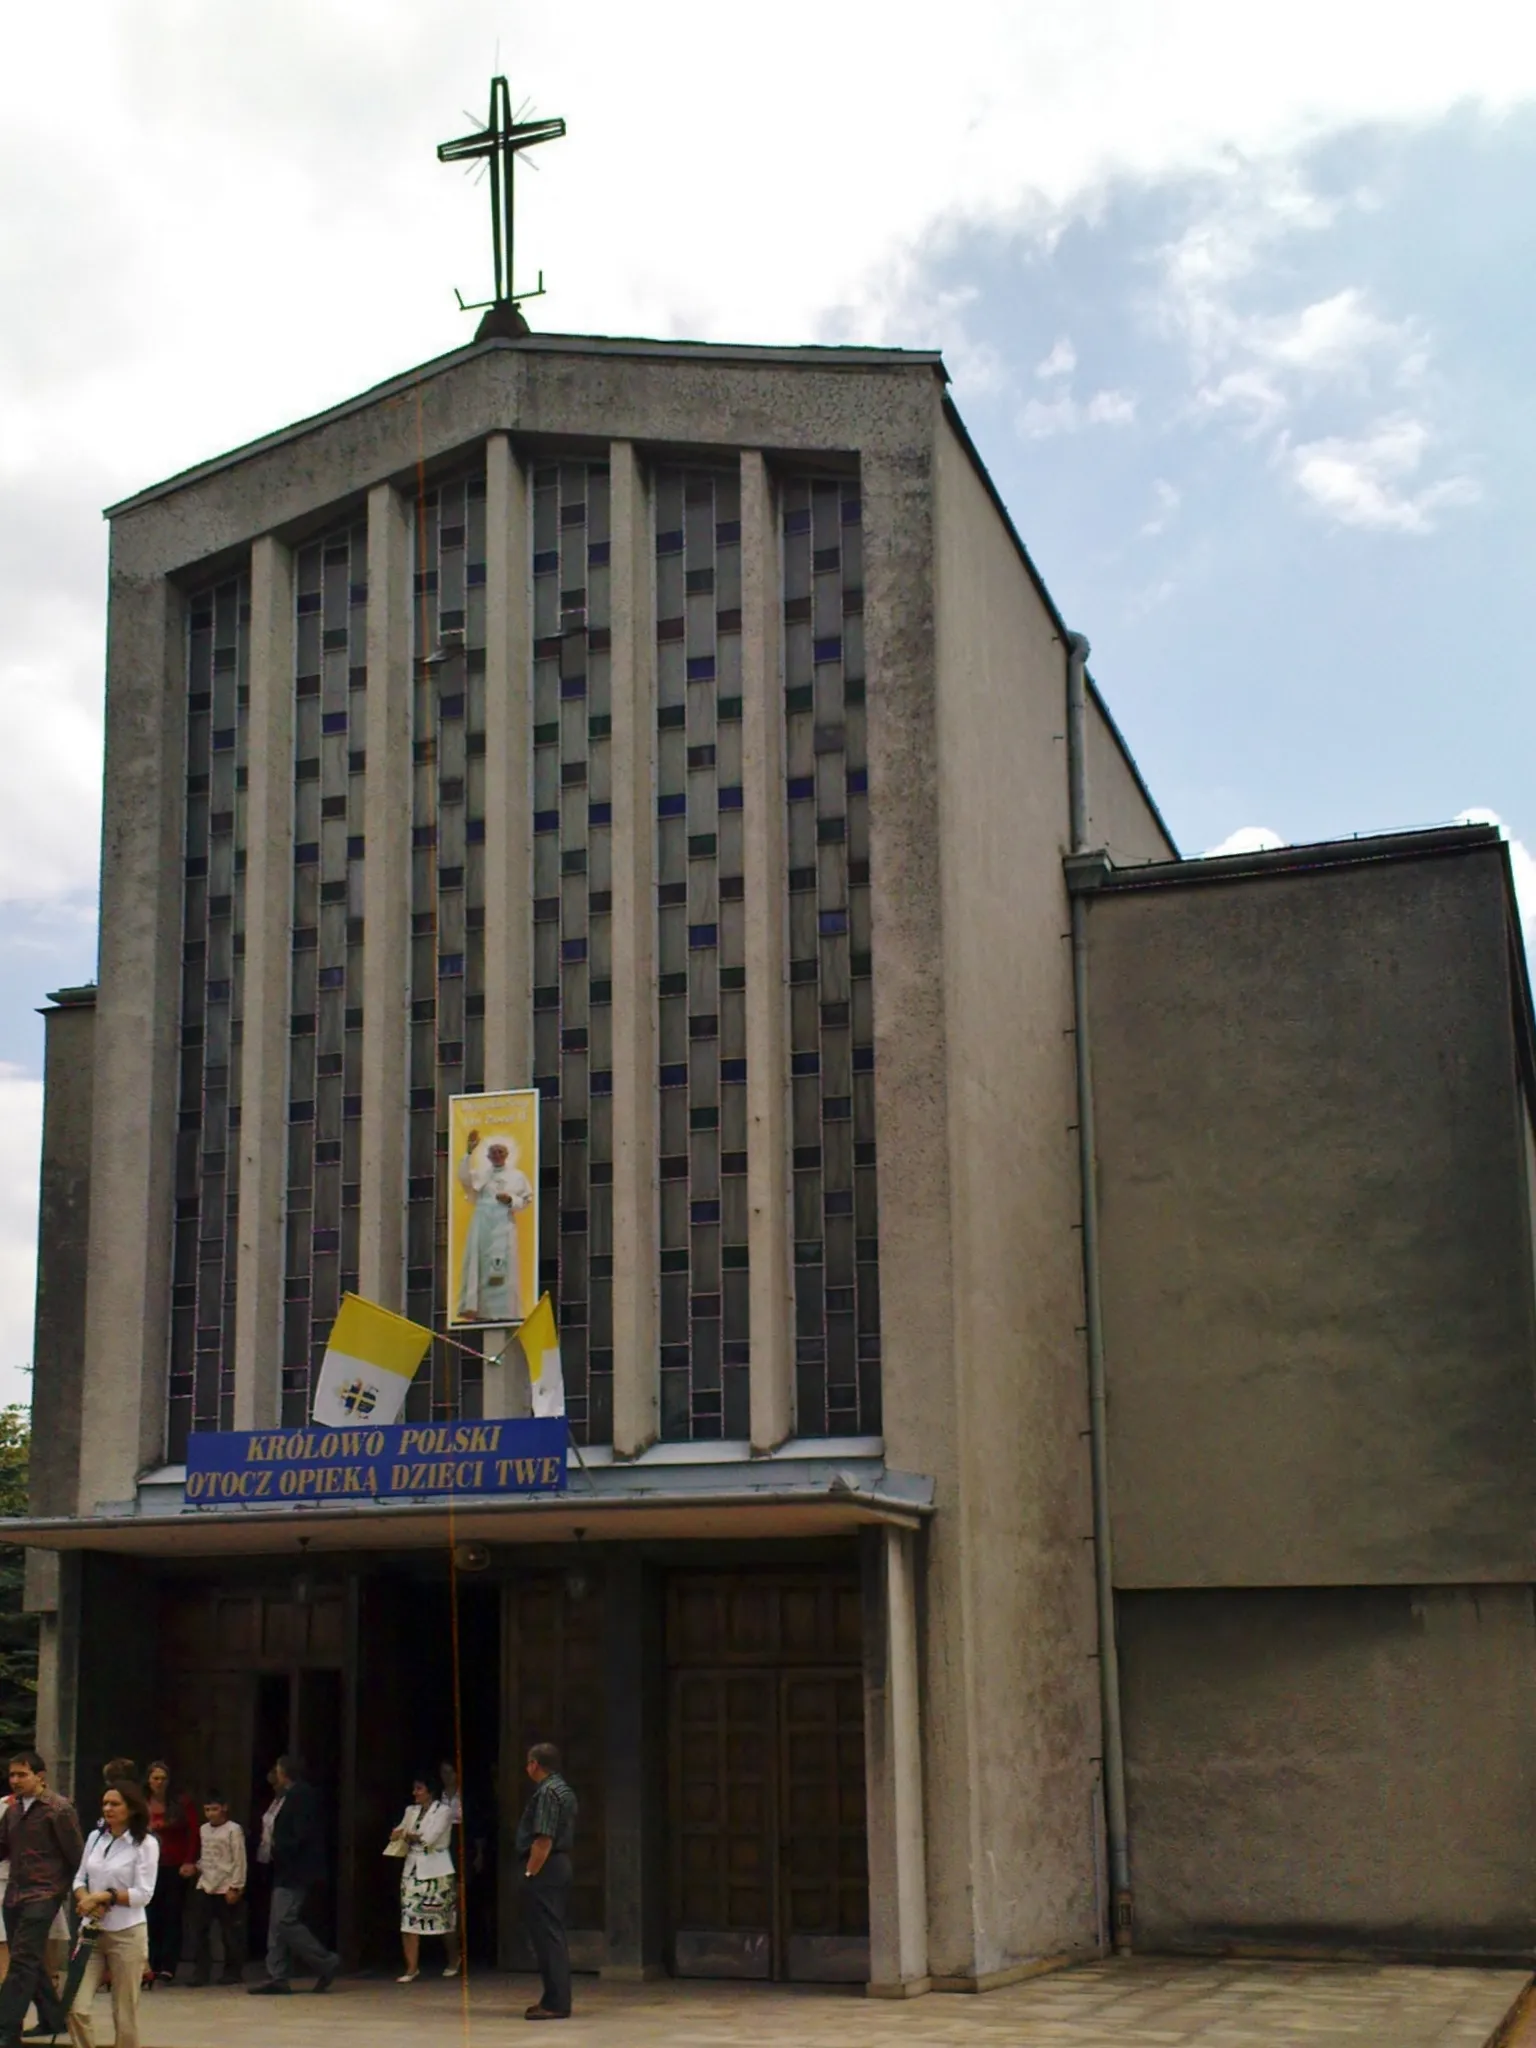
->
[447, 1089, 540, 1329]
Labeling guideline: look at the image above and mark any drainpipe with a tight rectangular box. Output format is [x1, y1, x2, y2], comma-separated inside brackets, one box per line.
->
[1065, 630, 1133, 1954]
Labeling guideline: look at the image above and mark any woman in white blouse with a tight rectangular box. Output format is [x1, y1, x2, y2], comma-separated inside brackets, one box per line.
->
[390, 1775, 459, 1982]
[68, 1780, 160, 2048]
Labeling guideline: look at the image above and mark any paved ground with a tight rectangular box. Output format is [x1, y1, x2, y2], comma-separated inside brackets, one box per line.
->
[73, 1957, 1530, 2047]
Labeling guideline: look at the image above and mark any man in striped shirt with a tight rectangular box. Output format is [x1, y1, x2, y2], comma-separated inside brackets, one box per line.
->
[0, 1751, 82, 2048]
[515, 1744, 578, 2021]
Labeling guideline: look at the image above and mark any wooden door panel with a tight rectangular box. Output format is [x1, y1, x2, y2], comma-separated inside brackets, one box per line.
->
[665, 1570, 867, 1982]
[670, 1668, 776, 1971]
[501, 1573, 606, 1963]
[779, 1667, 868, 1976]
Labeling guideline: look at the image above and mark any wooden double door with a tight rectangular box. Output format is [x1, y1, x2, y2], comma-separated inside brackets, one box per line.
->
[668, 1572, 868, 1983]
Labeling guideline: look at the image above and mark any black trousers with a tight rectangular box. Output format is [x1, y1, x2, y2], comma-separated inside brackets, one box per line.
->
[187, 1888, 248, 1982]
[520, 1854, 572, 2015]
[0, 1897, 70, 2044]
[147, 1860, 188, 1976]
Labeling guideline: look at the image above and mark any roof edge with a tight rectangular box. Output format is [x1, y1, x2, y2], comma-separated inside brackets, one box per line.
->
[105, 332, 949, 519]
[1070, 821, 1501, 895]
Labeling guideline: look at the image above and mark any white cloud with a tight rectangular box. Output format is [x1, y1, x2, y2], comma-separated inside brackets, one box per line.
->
[1260, 288, 1415, 379]
[0, 636, 105, 906]
[1036, 336, 1078, 379]
[1158, 175, 1425, 411]
[1085, 388, 1138, 426]
[1141, 479, 1182, 536]
[1286, 416, 1480, 532]
[0, 1066, 42, 1409]
[1204, 826, 1286, 857]
[1018, 387, 1138, 438]
[1455, 810, 1536, 943]
[1146, 161, 1476, 527]
[1155, 162, 1343, 374]
[0, 0, 1526, 947]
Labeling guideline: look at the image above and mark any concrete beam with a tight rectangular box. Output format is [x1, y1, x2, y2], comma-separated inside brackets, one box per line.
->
[481, 433, 534, 1421]
[233, 534, 294, 1428]
[740, 452, 794, 1452]
[608, 443, 659, 1457]
[359, 483, 412, 1308]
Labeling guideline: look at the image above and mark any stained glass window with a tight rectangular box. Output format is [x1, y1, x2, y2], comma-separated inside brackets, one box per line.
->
[406, 470, 489, 1419]
[655, 466, 749, 1441]
[782, 476, 880, 1436]
[169, 572, 250, 1458]
[531, 460, 613, 1445]
[280, 526, 367, 1423]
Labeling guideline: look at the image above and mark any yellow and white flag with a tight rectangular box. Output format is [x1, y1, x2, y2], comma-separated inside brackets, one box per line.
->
[516, 1294, 566, 1419]
[312, 1294, 433, 1427]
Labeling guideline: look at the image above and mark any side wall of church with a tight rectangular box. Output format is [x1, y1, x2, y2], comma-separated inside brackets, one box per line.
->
[1084, 687, 1176, 867]
[886, 415, 1102, 1980]
[1120, 1585, 1536, 1954]
[1089, 843, 1536, 1588]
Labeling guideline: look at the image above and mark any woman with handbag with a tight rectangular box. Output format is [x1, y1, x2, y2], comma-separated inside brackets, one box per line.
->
[67, 1779, 159, 2048]
[387, 1776, 459, 1983]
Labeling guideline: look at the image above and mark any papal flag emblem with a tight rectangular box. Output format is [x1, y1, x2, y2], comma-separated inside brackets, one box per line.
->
[312, 1294, 433, 1428]
[515, 1294, 566, 1419]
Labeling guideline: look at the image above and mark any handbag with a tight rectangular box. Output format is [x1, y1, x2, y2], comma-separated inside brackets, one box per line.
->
[385, 1802, 424, 1859]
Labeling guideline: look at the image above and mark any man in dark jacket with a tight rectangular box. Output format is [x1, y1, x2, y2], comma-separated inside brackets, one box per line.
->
[0, 1751, 83, 2048]
[248, 1754, 338, 1995]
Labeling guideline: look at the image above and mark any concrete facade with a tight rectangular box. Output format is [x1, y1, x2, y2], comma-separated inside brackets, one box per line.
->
[1084, 835, 1536, 1590]
[23, 325, 1535, 1982]
[19, 331, 1180, 1995]
[1121, 1586, 1536, 1955]
[1078, 831, 1536, 1957]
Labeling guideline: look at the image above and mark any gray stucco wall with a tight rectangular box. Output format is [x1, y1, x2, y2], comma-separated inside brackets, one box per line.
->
[887, 415, 1101, 1978]
[1088, 845, 1536, 1586]
[30, 996, 95, 1520]
[1121, 1586, 1536, 1956]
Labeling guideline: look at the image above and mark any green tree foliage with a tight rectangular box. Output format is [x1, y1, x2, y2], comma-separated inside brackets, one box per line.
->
[0, 1408, 38, 1751]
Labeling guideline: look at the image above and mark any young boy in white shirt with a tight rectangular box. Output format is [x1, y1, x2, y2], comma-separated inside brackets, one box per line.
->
[187, 1792, 248, 1986]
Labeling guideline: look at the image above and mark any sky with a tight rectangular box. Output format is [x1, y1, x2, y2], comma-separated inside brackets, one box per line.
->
[1, 0, 1533, 1406]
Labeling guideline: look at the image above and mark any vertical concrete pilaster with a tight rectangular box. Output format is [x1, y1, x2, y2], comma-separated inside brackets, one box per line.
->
[359, 483, 412, 1309]
[79, 570, 187, 1508]
[863, 1523, 930, 1997]
[31, 1610, 61, 1783]
[608, 442, 658, 1457]
[740, 452, 794, 1451]
[481, 435, 534, 1420]
[482, 431, 533, 1091]
[233, 535, 293, 1428]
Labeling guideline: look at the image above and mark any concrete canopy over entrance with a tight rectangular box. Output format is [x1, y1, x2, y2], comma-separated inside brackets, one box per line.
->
[4, 1481, 926, 1559]
[13, 1484, 932, 1994]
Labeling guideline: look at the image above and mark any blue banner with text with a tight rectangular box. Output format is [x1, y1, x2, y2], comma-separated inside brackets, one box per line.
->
[184, 1418, 568, 1506]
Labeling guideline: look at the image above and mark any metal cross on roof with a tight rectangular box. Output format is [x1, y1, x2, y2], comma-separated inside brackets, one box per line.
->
[438, 76, 566, 336]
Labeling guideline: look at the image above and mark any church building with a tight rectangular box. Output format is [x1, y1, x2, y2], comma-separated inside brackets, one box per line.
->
[11, 109, 1536, 1991]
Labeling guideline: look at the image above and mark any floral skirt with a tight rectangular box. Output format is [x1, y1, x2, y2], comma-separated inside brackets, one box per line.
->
[400, 1868, 459, 1936]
